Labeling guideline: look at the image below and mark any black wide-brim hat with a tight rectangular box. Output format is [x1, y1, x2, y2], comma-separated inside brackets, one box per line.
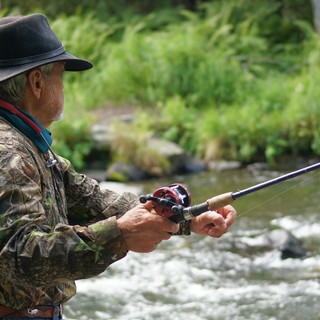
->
[0, 13, 93, 82]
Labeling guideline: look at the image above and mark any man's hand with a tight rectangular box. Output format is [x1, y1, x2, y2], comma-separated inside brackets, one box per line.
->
[191, 205, 236, 238]
[117, 202, 179, 253]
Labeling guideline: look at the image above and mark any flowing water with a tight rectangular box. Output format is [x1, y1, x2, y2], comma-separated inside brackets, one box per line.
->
[64, 165, 320, 320]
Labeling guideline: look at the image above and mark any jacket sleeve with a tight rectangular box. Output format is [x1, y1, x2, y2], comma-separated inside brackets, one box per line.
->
[0, 152, 132, 287]
[60, 156, 140, 225]
[60, 157, 191, 234]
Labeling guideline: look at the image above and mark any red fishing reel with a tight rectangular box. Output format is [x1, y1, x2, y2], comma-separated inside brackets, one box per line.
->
[139, 183, 191, 222]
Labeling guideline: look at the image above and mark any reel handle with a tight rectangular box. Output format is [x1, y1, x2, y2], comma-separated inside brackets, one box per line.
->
[206, 192, 234, 211]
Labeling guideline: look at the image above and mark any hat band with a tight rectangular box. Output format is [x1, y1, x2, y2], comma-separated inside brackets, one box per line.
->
[0, 45, 65, 67]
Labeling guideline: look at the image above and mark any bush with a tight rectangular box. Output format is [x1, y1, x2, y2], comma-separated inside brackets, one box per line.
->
[2, 1, 319, 170]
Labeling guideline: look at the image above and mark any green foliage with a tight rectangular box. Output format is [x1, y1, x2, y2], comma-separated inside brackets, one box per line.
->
[48, 14, 115, 168]
[51, 114, 94, 170]
[198, 73, 296, 163]
[108, 120, 170, 177]
[284, 63, 320, 156]
[150, 96, 199, 154]
[2, 1, 319, 169]
[49, 1, 320, 166]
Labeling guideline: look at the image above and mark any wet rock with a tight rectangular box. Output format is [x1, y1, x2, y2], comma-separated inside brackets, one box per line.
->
[246, 162, 270, 172]
[105, 162, 148, 182]
[265, 229, 306, 259]
[147, 137, 186, 174]
[207, 160, 242, 172]
[101, 136, 206, 181]
[183, 156, 206, 173]
[91, 114, 135, 149]
[238, 229, 306, 259]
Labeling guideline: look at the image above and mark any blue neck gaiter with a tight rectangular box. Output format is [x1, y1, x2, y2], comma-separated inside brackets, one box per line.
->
[0, 99, 53, 153]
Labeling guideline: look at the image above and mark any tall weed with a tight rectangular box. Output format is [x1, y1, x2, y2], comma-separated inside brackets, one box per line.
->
[3, 2, 318, 168]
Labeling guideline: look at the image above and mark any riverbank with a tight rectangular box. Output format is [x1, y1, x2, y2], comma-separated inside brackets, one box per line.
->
[83, 103, 320, 184]
[44, 2, 320, 173]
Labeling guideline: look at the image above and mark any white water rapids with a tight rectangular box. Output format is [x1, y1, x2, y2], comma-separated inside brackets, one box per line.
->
[64, 168, 320, 320]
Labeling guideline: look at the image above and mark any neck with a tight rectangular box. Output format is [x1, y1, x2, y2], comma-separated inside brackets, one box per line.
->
[0, 98, 53, 153]
[0, 99, 42, 133]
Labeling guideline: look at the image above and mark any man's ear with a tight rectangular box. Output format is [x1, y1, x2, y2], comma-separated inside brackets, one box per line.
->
[27, 69, 44, 100]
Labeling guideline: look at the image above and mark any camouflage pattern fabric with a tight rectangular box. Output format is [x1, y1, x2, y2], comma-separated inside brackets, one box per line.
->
[0, 118, 140, 309]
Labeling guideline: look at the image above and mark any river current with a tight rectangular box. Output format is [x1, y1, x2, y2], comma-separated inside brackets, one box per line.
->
[64, 165, 320, 320]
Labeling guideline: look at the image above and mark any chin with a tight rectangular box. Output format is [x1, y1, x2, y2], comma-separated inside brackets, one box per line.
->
[53, 113, 64, 121]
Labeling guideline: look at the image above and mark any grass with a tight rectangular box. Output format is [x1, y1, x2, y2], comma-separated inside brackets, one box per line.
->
[5, 1, 319, 171]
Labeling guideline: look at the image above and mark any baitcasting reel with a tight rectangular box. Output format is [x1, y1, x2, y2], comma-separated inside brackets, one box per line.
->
[139, 183, 191, 223]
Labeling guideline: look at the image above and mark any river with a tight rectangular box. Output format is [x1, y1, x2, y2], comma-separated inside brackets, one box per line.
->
[64, 165, 320, 320]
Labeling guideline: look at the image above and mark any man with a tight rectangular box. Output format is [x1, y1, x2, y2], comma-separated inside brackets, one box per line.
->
[0, 14, 236, 319]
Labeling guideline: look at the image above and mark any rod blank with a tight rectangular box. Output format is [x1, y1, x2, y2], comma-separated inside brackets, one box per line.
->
[184, 162, 320, 220]
[232, 162, 320, 199]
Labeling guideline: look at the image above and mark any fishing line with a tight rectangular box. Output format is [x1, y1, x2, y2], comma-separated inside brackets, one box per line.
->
[236, 168, 320, 219]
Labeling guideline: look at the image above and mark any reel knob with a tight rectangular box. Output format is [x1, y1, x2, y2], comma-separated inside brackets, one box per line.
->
[139, 183, 191, 219]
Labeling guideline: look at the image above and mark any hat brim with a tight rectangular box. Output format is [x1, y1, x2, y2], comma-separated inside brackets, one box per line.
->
[0, 51, 93, 82]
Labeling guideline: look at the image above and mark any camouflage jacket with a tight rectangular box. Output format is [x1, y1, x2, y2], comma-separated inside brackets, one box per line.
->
[0, 118, 141, 309]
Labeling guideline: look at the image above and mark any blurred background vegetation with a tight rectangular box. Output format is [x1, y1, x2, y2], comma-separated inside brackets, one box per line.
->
[1, 0, 319, 170]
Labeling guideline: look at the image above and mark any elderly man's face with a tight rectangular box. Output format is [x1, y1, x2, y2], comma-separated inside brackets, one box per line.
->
[39, 62, 65, 127]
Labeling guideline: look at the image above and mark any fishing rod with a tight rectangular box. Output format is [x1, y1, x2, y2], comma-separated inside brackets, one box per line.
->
[139, 162, 320, 223]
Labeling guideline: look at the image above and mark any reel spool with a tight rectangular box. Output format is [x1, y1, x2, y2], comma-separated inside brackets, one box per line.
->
[139, 183, 191, 219]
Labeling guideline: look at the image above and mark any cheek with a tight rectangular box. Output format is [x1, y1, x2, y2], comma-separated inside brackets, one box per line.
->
[58, 83, 64, 103]
[48, 86, 64, 117]
[60, 89, 64, 103]
[52, 84, 64, 105]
